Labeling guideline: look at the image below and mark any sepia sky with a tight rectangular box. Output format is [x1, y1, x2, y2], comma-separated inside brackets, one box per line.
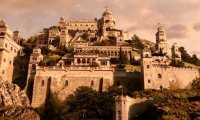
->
[0, 0, 200, 57]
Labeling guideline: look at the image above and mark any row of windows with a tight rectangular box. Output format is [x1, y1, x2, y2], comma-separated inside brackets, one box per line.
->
[40, 80, 95, 87]
[70, 24, 95, 27]
[3, 58, 12, 65]
[5, 43, 17, 53]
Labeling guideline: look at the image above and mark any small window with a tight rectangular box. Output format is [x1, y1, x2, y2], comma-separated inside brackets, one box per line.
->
[160, 85, 163, 90]
[91, 80, 94, 87]
[118, 111, 122, 115]
[65, 80, 68, 86]
[3, 58, 6, 62]
[11, 47, 13, 51]
[148, 79, 151, 83]
[5, 43, 7, 47]
[145, 54, 148, 57]
[9, 61, 11, 65]
[158, 74, 162, 78]
[41, 80, 45, 86]
[14, 49, 16, 53]
[147, 65, 150, 68]
[2, 70, 5, 74]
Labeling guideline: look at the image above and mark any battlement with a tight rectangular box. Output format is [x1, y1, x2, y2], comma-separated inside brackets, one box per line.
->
[36, 66, 114, 72]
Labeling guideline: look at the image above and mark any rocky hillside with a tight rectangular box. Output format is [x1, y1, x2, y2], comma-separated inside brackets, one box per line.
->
[0, 106, 40, 120]
[0, 78, 40, 120]
[0, 79, 30, 107]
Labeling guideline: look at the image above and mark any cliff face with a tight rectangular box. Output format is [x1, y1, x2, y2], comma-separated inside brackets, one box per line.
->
[0, 80, 30, 107]
[0, 106, 40, 120]
[0, 79, 40, 120]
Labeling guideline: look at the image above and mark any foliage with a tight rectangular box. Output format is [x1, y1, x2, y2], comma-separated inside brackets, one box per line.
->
[179, 47, 200, 66]
[169, 60, 184, 67]
[191, 78, 200, 89]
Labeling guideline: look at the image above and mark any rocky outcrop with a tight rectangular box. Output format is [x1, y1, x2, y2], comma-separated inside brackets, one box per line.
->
[0, 106, 40, 120]
[0, 80, 30, 107]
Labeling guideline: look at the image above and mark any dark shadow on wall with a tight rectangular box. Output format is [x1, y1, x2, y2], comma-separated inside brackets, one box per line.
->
[128, 99, 158, 120]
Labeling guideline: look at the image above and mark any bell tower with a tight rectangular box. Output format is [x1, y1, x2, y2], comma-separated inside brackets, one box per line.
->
[155, 24, 171, 57]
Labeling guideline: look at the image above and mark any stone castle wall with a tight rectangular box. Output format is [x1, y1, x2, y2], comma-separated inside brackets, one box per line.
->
[142, 60, 200, 90]
[31, 67, 114, 108]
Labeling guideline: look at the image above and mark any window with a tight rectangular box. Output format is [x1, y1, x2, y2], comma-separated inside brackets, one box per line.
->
[65, 80, 68, 86]
[148, 79, 151, 83]
[158, 74, 162, 78]
[147, 65, 150, 68]
[2, 70, 5, 74]
[5, 43, 7, 47]
[145, 54, 149, 57]
[160, 85, 163, 90]
[11, 47, 13, 51]
[41, 80, 45, 86]
[14, 49, 16, 53]
[77, 59, 81, 64]
[91, 80, 94, 87]
[9, 61, 11, 65]
[3, 58, 6, 62]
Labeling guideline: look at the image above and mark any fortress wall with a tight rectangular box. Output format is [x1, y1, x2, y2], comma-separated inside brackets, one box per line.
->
[168, 67, 199, 89]
[32, 68, 114, 104]
[31, 76, 50, 108]
[143, 64, 170, 90]
[143, 62, 200, 90]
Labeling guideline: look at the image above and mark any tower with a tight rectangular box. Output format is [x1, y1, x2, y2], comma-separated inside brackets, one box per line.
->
[115, 96, 129, 120]
[141, 47, 153, 89]
[13, 30, 21, 44]
[0, 20, 22, 83]
[155, 24, 171, 57]
[59, 17, 70, 49]
[26, 46, 43, 100]
[101, 8, 116, 36]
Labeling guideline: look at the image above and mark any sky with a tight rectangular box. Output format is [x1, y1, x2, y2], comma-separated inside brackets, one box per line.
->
[0, 0, 200, 57]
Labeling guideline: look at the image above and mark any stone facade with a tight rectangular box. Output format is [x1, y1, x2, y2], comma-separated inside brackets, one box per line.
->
[0, 20, 22, 83]
[141, 25, 200, 90]
[75, 45, 133, 59]
[115, 96, 156, 120]
[31, 66, 114, 108]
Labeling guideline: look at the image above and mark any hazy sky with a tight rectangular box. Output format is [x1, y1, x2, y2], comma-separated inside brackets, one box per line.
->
[1, 0, 200, 56]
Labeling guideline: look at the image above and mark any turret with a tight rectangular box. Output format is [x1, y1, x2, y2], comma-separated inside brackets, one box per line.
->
[115, 95, 128, 120]
[155, 24, 171, 57]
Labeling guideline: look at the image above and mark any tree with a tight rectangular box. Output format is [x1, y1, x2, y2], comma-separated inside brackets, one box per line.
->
[63, 86, 115, 120]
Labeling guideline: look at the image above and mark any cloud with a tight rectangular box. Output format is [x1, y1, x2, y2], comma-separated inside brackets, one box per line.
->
[193, 23, 200, 31]
[0, 0, 200, 57]
[166, 24, 189, 39]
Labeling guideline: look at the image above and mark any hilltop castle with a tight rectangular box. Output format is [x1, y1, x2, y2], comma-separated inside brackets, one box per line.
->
[0, 9, 199, 111]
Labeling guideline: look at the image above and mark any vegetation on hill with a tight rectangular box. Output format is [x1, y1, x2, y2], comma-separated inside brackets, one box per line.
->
[179, 47, 200, 66]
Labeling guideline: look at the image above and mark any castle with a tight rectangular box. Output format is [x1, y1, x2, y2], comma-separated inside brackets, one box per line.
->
[0, 9, 199, 116]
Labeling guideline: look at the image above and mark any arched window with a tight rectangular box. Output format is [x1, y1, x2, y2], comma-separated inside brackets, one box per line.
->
[87, 59, 91, 64]
[65, 80, 68, 86]
[82, 59, 86, 64]
[77, 59, 81, 64]
[41, 80, 45, 86]
[160, 85, 163, 90]
[91, 80, 94, 87]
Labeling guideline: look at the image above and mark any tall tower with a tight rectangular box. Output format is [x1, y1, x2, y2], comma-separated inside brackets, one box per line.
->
[13, 30, 21, 44]
[171, 43, 182, 61]
[0, 20, 22, 83]
[26, 46, 43, 100]
[115, 95, 129, 120]
[59, 17, 70, 49]
[101, 8, 116, 36]
[155, 24, 171, 57]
